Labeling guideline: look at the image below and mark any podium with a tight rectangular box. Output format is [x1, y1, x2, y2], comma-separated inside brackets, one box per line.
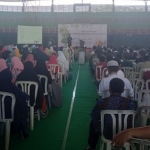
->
[80, 40, 85, 47]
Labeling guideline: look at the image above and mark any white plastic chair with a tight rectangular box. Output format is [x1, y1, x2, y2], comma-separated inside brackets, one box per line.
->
[47, 64, 60, 81]
[0, 92, 16, 150]
[93, 58, 99, 66]
[131, 79, 145, 100]
[15, 81, 38, 130]
[101, 68, 108, 79]
[129, 138, 150, 150]
[58, 60, 68, 86]
[95, 66, 103, 81]
[121, 67, 133, 81]
[100, 110, 135, 150]
[139, 68, 150, 79]
[38, 75, 51, 109]
[137, 90, 150, 107]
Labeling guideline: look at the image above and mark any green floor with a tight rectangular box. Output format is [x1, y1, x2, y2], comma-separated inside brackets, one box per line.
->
[0, 63, 98, 150]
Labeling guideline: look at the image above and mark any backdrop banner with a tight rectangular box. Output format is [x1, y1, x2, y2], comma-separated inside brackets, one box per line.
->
[58, 24, 107, 48]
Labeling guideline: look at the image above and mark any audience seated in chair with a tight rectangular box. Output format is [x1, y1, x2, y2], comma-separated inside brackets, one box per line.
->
[34, 58, 52, 85]
[0, 59, 29, 138]
[85, 78, 136, 150]
[99, 60, 134, 98]
[111, 126, 150, 149]
[16, 61, 47, 118]
[121, 52, 133, 68]
[11, 56, 24, 83]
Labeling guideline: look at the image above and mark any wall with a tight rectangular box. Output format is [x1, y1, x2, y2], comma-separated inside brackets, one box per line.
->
[0, 12, 150, 46]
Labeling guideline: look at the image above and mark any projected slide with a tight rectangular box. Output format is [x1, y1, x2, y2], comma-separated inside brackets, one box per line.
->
[17, 25, 42, 44]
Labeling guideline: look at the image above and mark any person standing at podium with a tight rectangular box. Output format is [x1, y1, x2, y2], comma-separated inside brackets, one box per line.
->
[67, 34, 72, 48]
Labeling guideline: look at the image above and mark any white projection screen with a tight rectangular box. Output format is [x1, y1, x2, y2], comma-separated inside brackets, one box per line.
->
[17, 25, 42, 44]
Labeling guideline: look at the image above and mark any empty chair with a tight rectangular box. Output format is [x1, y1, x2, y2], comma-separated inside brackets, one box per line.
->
[100, 110, 135, 150]
[0, 92, 16, 150]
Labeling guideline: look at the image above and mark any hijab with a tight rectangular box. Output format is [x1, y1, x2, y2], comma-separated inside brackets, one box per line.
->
[0, 59, 7, 72]
[57, 51, 67, 62]
[63, 47, 70, 61]
[32, 48, 49, 61]
[57, 51, 69, 71]
[34, 58, 52, 84]
[48, 54, 58, 64]
[24, 54, 35, 66]
[11, 56, 24, 71]
[14, 48, 21, 57]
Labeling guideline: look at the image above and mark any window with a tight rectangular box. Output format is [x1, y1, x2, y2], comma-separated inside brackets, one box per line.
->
[91, 5, 112, 12]
[53, 5, 73, 12]
[54, 0, 82, 5]
[115, 0, 145, 12]
[83, 0, 112, 4]
[75, 5, 90, 12]
[115, 0, 145, 6]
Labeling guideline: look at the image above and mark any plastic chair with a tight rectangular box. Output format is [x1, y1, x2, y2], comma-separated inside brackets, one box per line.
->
[101, 68, 108, 79]
[58, 60, 68, 86]
[121, 67, 133, 81]
[131, 79, 144, 100]
[95, 66, 103, 81]
[15, 81, 38, 130]
[139, 68, 150, 79]
[0, 92, 16, 150]
[47, 64, 60, 82]
[93, 58, 99, 66]
[129, 138, 150, 150]
[137, 90, 150, 107]
[100, 110, 135, 150]
[135, 106, 150, 127]
[38, 75, 51, 109]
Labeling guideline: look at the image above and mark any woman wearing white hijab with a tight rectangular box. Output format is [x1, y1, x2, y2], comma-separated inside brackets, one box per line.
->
[57, 51, 69, 72]
[63, 47, 70, 61]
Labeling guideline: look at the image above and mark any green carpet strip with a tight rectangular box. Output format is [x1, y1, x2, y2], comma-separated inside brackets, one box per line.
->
[65, 64, 98, 150]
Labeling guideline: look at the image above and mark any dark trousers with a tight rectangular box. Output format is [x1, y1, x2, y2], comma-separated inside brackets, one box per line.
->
[88, 121, 100, 149]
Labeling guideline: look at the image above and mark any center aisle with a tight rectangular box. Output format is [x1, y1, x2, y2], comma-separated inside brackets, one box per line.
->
[65, 64, 98, 150]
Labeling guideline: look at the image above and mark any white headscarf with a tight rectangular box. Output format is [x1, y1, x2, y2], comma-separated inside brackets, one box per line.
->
[57, 51, 69, 71]
[63, 47, 70, 61]
[57, 51, 67, 62]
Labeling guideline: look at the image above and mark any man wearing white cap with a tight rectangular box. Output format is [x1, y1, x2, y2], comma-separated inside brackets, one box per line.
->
[99, 60, 134, 98]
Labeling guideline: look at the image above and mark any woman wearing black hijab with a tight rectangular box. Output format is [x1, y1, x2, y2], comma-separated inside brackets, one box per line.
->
[0, 59, 29, 138]
[34, 58, 52, 84]
[16, 61, 44, 111]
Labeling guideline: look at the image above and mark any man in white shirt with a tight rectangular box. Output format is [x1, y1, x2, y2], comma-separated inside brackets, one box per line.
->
[99, 60, 134, 98]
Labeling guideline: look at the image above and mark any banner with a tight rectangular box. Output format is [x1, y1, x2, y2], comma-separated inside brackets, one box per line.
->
[58, 24, 107, 48]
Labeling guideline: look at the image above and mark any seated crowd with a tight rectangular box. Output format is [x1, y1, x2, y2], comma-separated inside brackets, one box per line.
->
[86, 45, 150, 150]
[0, 44, 73, 139]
